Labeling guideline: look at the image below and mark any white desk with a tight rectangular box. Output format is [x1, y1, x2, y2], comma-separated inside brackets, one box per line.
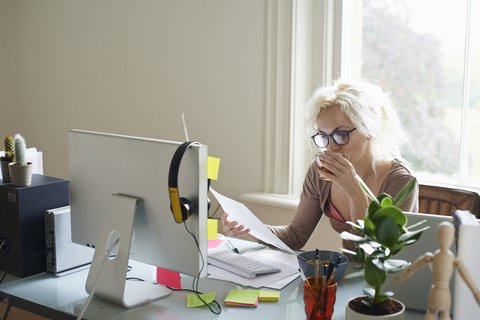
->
[0, 238, 424, 320]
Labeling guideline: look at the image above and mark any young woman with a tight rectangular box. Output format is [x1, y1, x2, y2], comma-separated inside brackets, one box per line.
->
[222, 79, 419, 252]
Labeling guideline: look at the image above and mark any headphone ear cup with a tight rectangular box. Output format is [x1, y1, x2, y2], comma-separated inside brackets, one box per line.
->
[179, 197, 193, 221]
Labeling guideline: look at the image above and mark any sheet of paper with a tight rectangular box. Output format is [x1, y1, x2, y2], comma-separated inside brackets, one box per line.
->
[210, 189, 296, 254]
[186, 292, 216, 308]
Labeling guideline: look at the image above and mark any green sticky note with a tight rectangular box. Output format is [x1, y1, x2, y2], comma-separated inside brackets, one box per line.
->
[207, 156, 220, 180]
[187, 292, 217, 308]
[224, 289, 260, 305]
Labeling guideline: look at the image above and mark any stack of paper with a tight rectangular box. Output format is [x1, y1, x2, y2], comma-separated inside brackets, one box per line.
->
[224, 289, 259, 308]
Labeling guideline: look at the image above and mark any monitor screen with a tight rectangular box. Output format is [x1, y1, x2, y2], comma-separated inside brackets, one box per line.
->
[68, 130, 208, 306]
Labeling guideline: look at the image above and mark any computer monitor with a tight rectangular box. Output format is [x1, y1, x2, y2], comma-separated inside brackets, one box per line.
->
[68, 129, 208, 308]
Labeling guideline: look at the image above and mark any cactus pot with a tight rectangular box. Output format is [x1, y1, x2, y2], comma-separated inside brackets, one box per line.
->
[8, 162, 33, 187]
[1, 160, 12, 183]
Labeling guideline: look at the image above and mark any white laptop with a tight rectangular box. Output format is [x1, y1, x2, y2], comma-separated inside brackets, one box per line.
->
[380, 212, 457, 313]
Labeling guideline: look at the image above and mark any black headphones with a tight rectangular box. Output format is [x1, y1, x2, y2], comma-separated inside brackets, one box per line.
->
[168, 141, 210, 223]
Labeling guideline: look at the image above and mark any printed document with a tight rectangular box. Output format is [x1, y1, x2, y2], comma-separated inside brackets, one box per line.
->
[210, 189, 296, 255]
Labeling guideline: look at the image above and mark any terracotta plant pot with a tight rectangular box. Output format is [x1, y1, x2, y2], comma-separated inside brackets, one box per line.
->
[9, 162, 33, 187]
[346, 297, 405, 320]
[1, 160, 12, 183]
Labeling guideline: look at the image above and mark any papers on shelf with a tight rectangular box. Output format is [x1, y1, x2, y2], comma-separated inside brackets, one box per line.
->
[210, 188, 296, 255]
[207, 247, 299, 289]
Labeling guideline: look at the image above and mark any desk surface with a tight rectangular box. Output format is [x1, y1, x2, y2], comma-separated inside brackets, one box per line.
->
[0, 238, 424, 320]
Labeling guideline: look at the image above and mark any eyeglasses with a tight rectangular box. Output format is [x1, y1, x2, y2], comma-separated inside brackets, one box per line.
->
[311, 128, 357, 148]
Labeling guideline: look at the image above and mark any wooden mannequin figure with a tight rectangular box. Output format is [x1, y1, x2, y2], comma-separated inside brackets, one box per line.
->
[394, 221, 480, 320]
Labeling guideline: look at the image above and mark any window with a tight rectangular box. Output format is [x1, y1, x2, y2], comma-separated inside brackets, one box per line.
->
[244, 0, 480, 209]
[361, 0, 480, 188]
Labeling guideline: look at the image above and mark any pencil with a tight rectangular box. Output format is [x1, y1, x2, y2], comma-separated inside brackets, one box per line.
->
[314, 249, 320, 287]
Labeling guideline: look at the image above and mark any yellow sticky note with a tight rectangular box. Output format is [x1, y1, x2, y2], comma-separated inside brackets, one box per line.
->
[224, 289, 260, 305]
[207, 156, 220, 180]
[259, 291, 280, 301]
[187, 292, 216, 308]
[207, 219, 218, 240]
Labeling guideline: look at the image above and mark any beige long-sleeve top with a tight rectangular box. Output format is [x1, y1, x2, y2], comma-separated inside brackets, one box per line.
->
[266, 160, 419, 252]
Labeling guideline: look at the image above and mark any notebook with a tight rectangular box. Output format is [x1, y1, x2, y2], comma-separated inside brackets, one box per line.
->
[380, 212, 457, 313]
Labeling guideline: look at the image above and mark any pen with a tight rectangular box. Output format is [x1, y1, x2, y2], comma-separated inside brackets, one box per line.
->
[314, 249, 320, 287]
[327, 256, 342, 286]
[227, 240, 239, 254]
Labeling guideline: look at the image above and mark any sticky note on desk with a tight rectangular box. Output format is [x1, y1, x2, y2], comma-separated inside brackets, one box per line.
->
[156, 267, 181, 289]
[207, 156, 220, 180]
[224, 289, 260, 307]
[186, 292, 216, 308]
[259, 291, 280, 301]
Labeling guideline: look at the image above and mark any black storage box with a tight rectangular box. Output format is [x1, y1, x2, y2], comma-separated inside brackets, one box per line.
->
[0, 174, 70, 278]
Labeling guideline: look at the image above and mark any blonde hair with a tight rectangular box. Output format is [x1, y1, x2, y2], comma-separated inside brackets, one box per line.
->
[305, 79, 408, 171]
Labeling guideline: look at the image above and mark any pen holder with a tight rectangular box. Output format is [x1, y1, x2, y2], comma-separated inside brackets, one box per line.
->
[303, 276, 337, 320]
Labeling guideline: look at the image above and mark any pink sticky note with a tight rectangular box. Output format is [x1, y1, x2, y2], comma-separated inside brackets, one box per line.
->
[208, 237, 224, 249]
[156, 267, 181, 289]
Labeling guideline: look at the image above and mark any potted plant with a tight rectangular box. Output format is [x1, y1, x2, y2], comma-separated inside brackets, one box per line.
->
[1, 135, 15, 182]
[8, 134, 33, 187]
[340, 177, 429, 319]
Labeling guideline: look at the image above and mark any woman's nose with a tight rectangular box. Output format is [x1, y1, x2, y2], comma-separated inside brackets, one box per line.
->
[326, 139, 340, 152]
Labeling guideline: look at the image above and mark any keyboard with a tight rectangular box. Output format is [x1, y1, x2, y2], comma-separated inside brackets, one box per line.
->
[208, 249, 281, 279]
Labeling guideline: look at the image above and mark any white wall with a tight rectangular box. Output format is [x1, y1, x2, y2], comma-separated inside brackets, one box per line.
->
[0, 0, 341, 252]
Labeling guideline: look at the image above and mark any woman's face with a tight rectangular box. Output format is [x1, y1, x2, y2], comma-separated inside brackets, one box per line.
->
[315, 105, 370, 165]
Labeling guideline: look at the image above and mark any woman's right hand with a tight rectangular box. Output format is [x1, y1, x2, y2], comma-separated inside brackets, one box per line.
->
[221, 212, 257, 241]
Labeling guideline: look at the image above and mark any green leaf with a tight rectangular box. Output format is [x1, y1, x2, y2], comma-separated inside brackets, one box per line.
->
[363, 288, 375, 298]
[339, 231, 367, 243]
[381, 196, 393, 208]
[362, 299, 373, 308]
[398, 226, 430, 242]
[374, 216, 400, 248]
[374, 294, 392, 304]
[370, 207, 407, 227]
[356, 175, 379, 203]
[351, 246, 366, 263]
[342, 270, 365, 279]
[392, 177, 417, 207]
[364, 258, 387, 288]
[372, 259, 409, 273]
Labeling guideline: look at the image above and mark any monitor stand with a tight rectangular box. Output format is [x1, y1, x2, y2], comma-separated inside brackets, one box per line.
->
[85, 194, 171, 308]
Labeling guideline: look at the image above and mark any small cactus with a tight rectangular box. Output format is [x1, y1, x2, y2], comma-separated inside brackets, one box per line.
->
[14, 134, 27, 166]
[1, 135, 14, 162]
